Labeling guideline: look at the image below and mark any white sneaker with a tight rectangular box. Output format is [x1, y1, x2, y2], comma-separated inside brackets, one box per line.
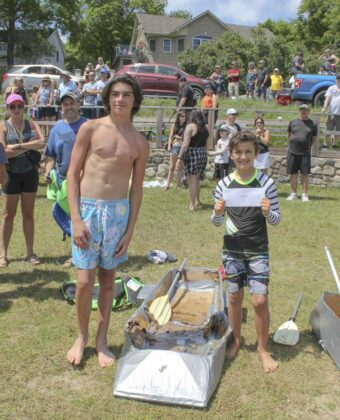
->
[286, 192, 297, 201]
[301, 194, 309, 202]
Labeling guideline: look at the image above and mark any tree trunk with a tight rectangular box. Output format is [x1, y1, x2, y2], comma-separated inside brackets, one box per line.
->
[7, 19, 16, 67]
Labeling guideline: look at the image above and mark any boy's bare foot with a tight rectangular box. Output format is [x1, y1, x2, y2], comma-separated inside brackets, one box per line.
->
[97, 345, 116, 368]
[225, 341, 240, 360]
[67, 337, 87, 365]
[259, 351, 278, 373]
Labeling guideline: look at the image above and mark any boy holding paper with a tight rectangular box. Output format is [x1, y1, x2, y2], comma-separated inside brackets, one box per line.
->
[211, 131, 281, 373]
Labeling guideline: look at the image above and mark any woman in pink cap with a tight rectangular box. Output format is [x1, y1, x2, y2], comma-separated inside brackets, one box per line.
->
[0, 93, 45, 267]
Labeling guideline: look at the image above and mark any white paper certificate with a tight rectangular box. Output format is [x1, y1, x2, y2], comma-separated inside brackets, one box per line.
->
[222, 188, 265, 207]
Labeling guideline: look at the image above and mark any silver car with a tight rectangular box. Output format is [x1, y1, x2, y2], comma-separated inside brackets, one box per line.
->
[1, 64, 80, 92]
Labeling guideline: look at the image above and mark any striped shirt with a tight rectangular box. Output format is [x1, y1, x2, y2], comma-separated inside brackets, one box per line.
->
[211, 169, 281, 252]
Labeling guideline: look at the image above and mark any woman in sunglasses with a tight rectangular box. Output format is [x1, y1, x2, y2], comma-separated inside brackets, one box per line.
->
[0, 94, 45, 267]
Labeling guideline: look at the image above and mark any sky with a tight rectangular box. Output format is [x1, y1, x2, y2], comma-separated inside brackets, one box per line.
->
[165, 0, 302, 26]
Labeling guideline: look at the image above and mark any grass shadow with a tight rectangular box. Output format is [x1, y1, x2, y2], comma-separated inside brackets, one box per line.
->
[0, 270, 69, 313]
[277, 192, 338, 201]
[119, 255, 150, 272]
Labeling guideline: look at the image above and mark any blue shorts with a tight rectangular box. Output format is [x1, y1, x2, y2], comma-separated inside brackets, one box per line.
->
[72, 197, 129, 270]
[222, 250, 269, 295]
[171, 144, 181, 155]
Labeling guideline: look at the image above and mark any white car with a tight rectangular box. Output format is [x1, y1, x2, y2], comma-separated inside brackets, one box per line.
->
[1, 64, 80, 92]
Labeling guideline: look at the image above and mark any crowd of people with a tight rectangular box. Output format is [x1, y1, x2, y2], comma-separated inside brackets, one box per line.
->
[208, 49, 339, 100]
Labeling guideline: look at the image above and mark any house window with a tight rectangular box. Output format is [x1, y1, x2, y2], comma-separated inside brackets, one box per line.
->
[192, 35, 212, 50]
[177, 38, 184, 53]
[149, 39, 156, 52]
[163, 39, 172, 53]
[56, 51, 59, 62]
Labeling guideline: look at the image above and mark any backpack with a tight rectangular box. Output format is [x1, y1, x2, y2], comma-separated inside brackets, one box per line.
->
[60, 275, 144, 309]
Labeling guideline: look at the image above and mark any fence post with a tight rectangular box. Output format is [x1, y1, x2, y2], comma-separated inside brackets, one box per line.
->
[207, 109, 215, 150]
[156, 108, 164, 148]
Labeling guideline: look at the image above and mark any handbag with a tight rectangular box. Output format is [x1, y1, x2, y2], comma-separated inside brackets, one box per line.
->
[26, 150, 42, 166]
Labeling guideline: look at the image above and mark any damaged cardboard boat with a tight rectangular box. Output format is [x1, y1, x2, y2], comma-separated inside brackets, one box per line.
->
[309, 247, 340, 369]
[113, 266, 230, 407]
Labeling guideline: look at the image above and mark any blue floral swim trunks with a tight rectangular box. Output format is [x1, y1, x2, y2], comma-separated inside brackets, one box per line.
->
[72, 197, 129, 270]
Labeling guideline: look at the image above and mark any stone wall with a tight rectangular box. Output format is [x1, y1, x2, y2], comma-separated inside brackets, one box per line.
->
[146, 149, 340, 187]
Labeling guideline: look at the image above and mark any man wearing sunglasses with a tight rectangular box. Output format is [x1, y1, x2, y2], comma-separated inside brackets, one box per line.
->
[322, 73, 340, 149]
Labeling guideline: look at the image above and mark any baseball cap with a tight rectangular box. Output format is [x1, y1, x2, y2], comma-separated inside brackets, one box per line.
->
[6, 93, 24, 106]
[61, 72, 71, 79]
[100, 68, 108, 74]
[219, 124, 230, 132]
[274, 68, 279, 72]
[60, 92, 79, 103]
[178, 76, 187, 82]
[299, 104, 309, 110]
[226, 108, 238, 116]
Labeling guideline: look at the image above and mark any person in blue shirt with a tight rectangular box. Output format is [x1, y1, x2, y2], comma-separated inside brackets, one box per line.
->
[45, 92, 87, 266]
[57, 73, 78, 103]
[45, 92, 87, 180]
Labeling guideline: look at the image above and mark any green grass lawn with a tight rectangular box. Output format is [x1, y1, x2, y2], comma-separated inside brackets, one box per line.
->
[1, 180, 340, 418]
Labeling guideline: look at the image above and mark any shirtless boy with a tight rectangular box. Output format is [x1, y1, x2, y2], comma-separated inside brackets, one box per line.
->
[211, 131, 281, 373]
[66, 74, 149, 368]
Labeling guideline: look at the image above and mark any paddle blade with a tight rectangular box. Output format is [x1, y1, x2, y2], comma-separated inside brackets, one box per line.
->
[149, 295, 172, 326]
[273, 320, 299, 346]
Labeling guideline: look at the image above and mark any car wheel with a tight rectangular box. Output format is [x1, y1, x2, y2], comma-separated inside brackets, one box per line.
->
[313, 90, 327, 107]
[192, 87, 203, 101]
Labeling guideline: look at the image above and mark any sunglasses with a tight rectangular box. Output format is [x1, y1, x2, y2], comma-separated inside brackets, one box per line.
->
[9, 103, 24, 110]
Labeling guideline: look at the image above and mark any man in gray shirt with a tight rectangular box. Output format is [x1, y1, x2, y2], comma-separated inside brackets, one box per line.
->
[322, 73, 340, 149]
[286, 104, 318, 202]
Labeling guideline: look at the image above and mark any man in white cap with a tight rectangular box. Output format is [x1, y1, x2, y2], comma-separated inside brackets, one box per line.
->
[216, 108, 241, 172]
[286, 104, 318, 202]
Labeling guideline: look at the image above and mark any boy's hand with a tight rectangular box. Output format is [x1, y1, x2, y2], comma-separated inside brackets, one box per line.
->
[214, 199, 225, 216]
[73, 221, 91, 249]
[261, 197, 270, 217]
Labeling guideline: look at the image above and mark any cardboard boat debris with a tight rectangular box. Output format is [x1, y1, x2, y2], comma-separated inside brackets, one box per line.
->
[113, 266, 230, 407]
[309, 247, 340, 369]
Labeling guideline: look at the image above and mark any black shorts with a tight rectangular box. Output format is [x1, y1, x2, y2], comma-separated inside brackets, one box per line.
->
[2, 168, 39, 194]
[286, 152, 311, 175]
[214, 163, 229, 180]
[326, 115, 340, 132]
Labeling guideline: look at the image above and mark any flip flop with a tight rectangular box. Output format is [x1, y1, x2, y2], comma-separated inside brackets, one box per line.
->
[0, 256, 8, 268]
[25, 254, 41, 265]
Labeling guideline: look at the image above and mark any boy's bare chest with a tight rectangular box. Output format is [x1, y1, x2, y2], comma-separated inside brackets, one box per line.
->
[91, 132, 138, 161]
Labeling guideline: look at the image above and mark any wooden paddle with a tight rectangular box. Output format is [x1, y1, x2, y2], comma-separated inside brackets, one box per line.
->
[273, 293, 303, 346]
[149, 258, 187, 326]
[324, 246, 340, 293]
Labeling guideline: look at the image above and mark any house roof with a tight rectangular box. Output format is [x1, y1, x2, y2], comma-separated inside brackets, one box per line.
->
[136, 10, 273, 40]
[137, 14, 187, 35]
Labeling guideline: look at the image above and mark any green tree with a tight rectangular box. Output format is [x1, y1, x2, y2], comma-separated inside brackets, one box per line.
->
[168, 10, 192, 20]
[0, 0, 81, 66]
[179, 31, 254, 79]
[296, 0, 340, 52]
[65, 0, 167, 71]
